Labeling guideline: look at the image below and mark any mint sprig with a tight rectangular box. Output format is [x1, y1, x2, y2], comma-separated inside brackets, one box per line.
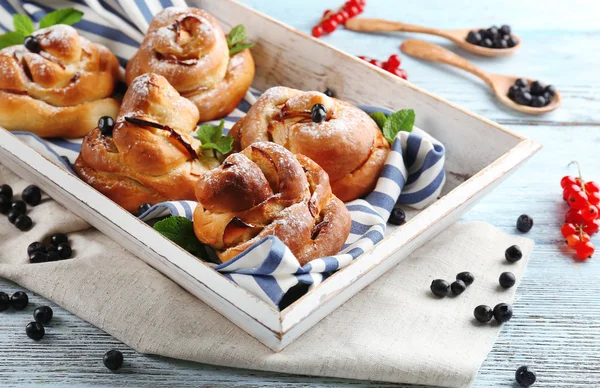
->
[196, 119, 234, 155]
[0, 8, 84, 50]
[226, 24, 255, 56]
[153, 216, 209, 259]
[370, 109, 415, 144]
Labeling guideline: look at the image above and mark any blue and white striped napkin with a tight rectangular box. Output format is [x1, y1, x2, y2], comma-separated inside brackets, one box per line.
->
[3, 0, 446, 309]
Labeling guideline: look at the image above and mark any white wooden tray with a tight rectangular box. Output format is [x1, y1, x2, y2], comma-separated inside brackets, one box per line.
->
[0, 0, 541, 352]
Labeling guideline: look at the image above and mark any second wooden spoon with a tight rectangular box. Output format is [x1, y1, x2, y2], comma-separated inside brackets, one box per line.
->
[400, 39, 561, 114]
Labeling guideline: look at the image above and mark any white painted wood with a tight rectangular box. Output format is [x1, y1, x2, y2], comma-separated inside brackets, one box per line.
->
[0, 0, 539, 353]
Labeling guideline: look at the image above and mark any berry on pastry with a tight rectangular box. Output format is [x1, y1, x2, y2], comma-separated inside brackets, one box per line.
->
[193, 142, 351, 265]
[0, 25, 120, 138]
[229, 87, 390, 202]
[126, 7, 255, 122]
[74, 73, 220, 212]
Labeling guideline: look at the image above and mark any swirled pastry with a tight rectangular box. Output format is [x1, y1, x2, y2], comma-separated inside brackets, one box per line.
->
[0, 24, 120, 138]
[229, 87, 390, 202]
[126, 7, 255, 122]
[193, 142, 351, 265]
[75, 73, 219, 212]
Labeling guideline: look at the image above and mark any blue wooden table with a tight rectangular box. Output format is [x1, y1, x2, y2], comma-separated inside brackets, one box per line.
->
[2, 0, 600, 386]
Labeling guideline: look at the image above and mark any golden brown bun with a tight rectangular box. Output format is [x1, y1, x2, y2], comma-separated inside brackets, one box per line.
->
[193, 142, 351, 265]
[0, 25, 120, 138]
[75, 73, 219, 213]
[229, 86, 390, 202]
[125, 7, 255, 122]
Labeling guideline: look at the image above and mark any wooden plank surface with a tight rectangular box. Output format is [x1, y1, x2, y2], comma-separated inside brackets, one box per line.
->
[1, 0, 599, 386]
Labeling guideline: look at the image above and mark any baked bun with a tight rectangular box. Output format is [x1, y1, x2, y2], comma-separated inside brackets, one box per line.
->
[0, 24, 120, 138]
[75, 73, 219, 212]
[229, 87, 390, 202]
[126, 7, 255, 122]
[193, 142, 351, 265]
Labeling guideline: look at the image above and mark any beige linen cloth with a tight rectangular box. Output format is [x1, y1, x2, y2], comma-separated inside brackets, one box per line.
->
[0, 164, 533, 387]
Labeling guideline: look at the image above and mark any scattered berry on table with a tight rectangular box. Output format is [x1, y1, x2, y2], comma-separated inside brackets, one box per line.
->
[359, 54, 408, 80]
[7, 209, 20, 224]
[10, 291, 29, 310]
[493, 303, 513, 323]
[56, 243, 72, 260]
[430, 279, 450, 297]
[50, 233, 68, 247]
[456, 271, 474, 286]
[311, 104, 327, 123]
[47, 250, 61, 262]
[0, 292, 9, 312]
[103, 349, 124, 371]
[322, 19, 338, 34]
[138, 203, 152, 215]
[516, 214, 533, 233]
[30, 251, 49, 264]
[499, 272, 516, 289]
[0, 183, 13, 199]
[15, 214, 33, 231]
[474, 305, 493, 323]
[575, 241, 594, 261]
[23, 35, 41, 53]
[515, 365, 537, 387]
[0, 196, 10, 214]
[25, 321, 45, 341]
[22, 185, 42, 206]
[10, 200, 26, 215]
[98, 116, 115, 137]
[388, 208, 406, 225]
[450, 280, 466, 295]
[505, 245, 523, 263]
[311, 25, 324, 38]
[33, 306, 54, 325]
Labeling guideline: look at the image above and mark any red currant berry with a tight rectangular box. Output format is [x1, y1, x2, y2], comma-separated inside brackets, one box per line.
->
[588, 192, 600, 206]
[583, 219, 600, 235]
[575, 241, 594, 261]
[586, 181, 600, 194]
[369, 59, 383, 68]
[566, 208, 586, 225]
[561, 175, 577, 189]
[357, 55, 369, 61]
[391, 68, 407, 79]
[332, 13, 345, 24]
[561, 223, 577, 238]
[346, 5, 362, 17]
[322, 19, 338, 34]
[566, 234, 581, 248]
[312, 25, 324, 38]
[580, 232, 591, 243]
[386, 54, 401, 69]
[356, 0, 367, 5]
[582, 205, 599, 222]
[323, 9, 333, 18]
[568, 190, 589, 209]
[339, 10, 350, 22]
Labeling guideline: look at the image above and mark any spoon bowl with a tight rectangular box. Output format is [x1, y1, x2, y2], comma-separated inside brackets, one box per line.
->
[345, 18, 522, 57]
[400, 39, 561, 114]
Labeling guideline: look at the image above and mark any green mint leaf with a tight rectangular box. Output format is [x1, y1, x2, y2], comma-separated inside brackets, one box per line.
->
[0, 31, 25, 49]
[201, 134, 234, 154]
[196, 119, 224, 144]
[227, 24, 247, 48]
[153, 216, 209, 258]
[369, 112, 388, 131]
[39, 8, 83, 29]
[382, 109, 415, 143]
[229, 42, 254, 56]
[13, 14, 34, 36]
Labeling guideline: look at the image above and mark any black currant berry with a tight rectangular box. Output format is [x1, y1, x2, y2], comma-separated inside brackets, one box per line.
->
[30, 251, 49, 264]
[0, 292, 9, 312]
[388, 208, 406, 225]
[430, 279, 450, 297]
[103, 349, 124, 371]
[50, 233, 68, 247]
[456, 271, 474, 286]
[98, 116, 115, 137]
[311, 104, 327, 123]
[138, 203, 152, 215]
[34, 306, 54, 325]
[515, 365, 537, 387]
[23, 35, 42, 53]
[0, 196, 10, 214]
[22, 185, 42, 206]
[56, 243, 72, 260]
[10, 291, 29, 310]
[493, 303, 513, 323]
[26, 321, 45, 341]
[0, 184, 13, 200]
[10, 200, 26, 215]
[517, 214, 533, 232]
[474, 305, 493, 323]
[450, 280, 466, 295]
[15, 215, 33, 231]
[499, 272, 516, 289]
[505, 245, 523, 263]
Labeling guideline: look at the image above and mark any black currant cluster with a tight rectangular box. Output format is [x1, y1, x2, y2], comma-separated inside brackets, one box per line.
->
[0, 184, 41, 231]
[0, 290, 53, 341]
[28, 233, 73, 263]
[509, 79, 556, 108]
[466, 25, 518, 49]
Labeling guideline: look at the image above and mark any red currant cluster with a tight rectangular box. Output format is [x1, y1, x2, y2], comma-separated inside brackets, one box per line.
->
[358, 54, 407, 79]
[560, 164, 600, 261]
[312, 0, 366, 38]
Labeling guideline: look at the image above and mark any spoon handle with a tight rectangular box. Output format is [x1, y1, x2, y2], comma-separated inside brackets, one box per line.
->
[400, 39, 493, 87]
[345, 18, 448, 38]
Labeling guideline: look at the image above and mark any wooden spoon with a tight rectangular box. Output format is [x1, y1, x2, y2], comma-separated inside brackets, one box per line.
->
[400, 39, 561, 114]
[345, 18, 521, 57]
